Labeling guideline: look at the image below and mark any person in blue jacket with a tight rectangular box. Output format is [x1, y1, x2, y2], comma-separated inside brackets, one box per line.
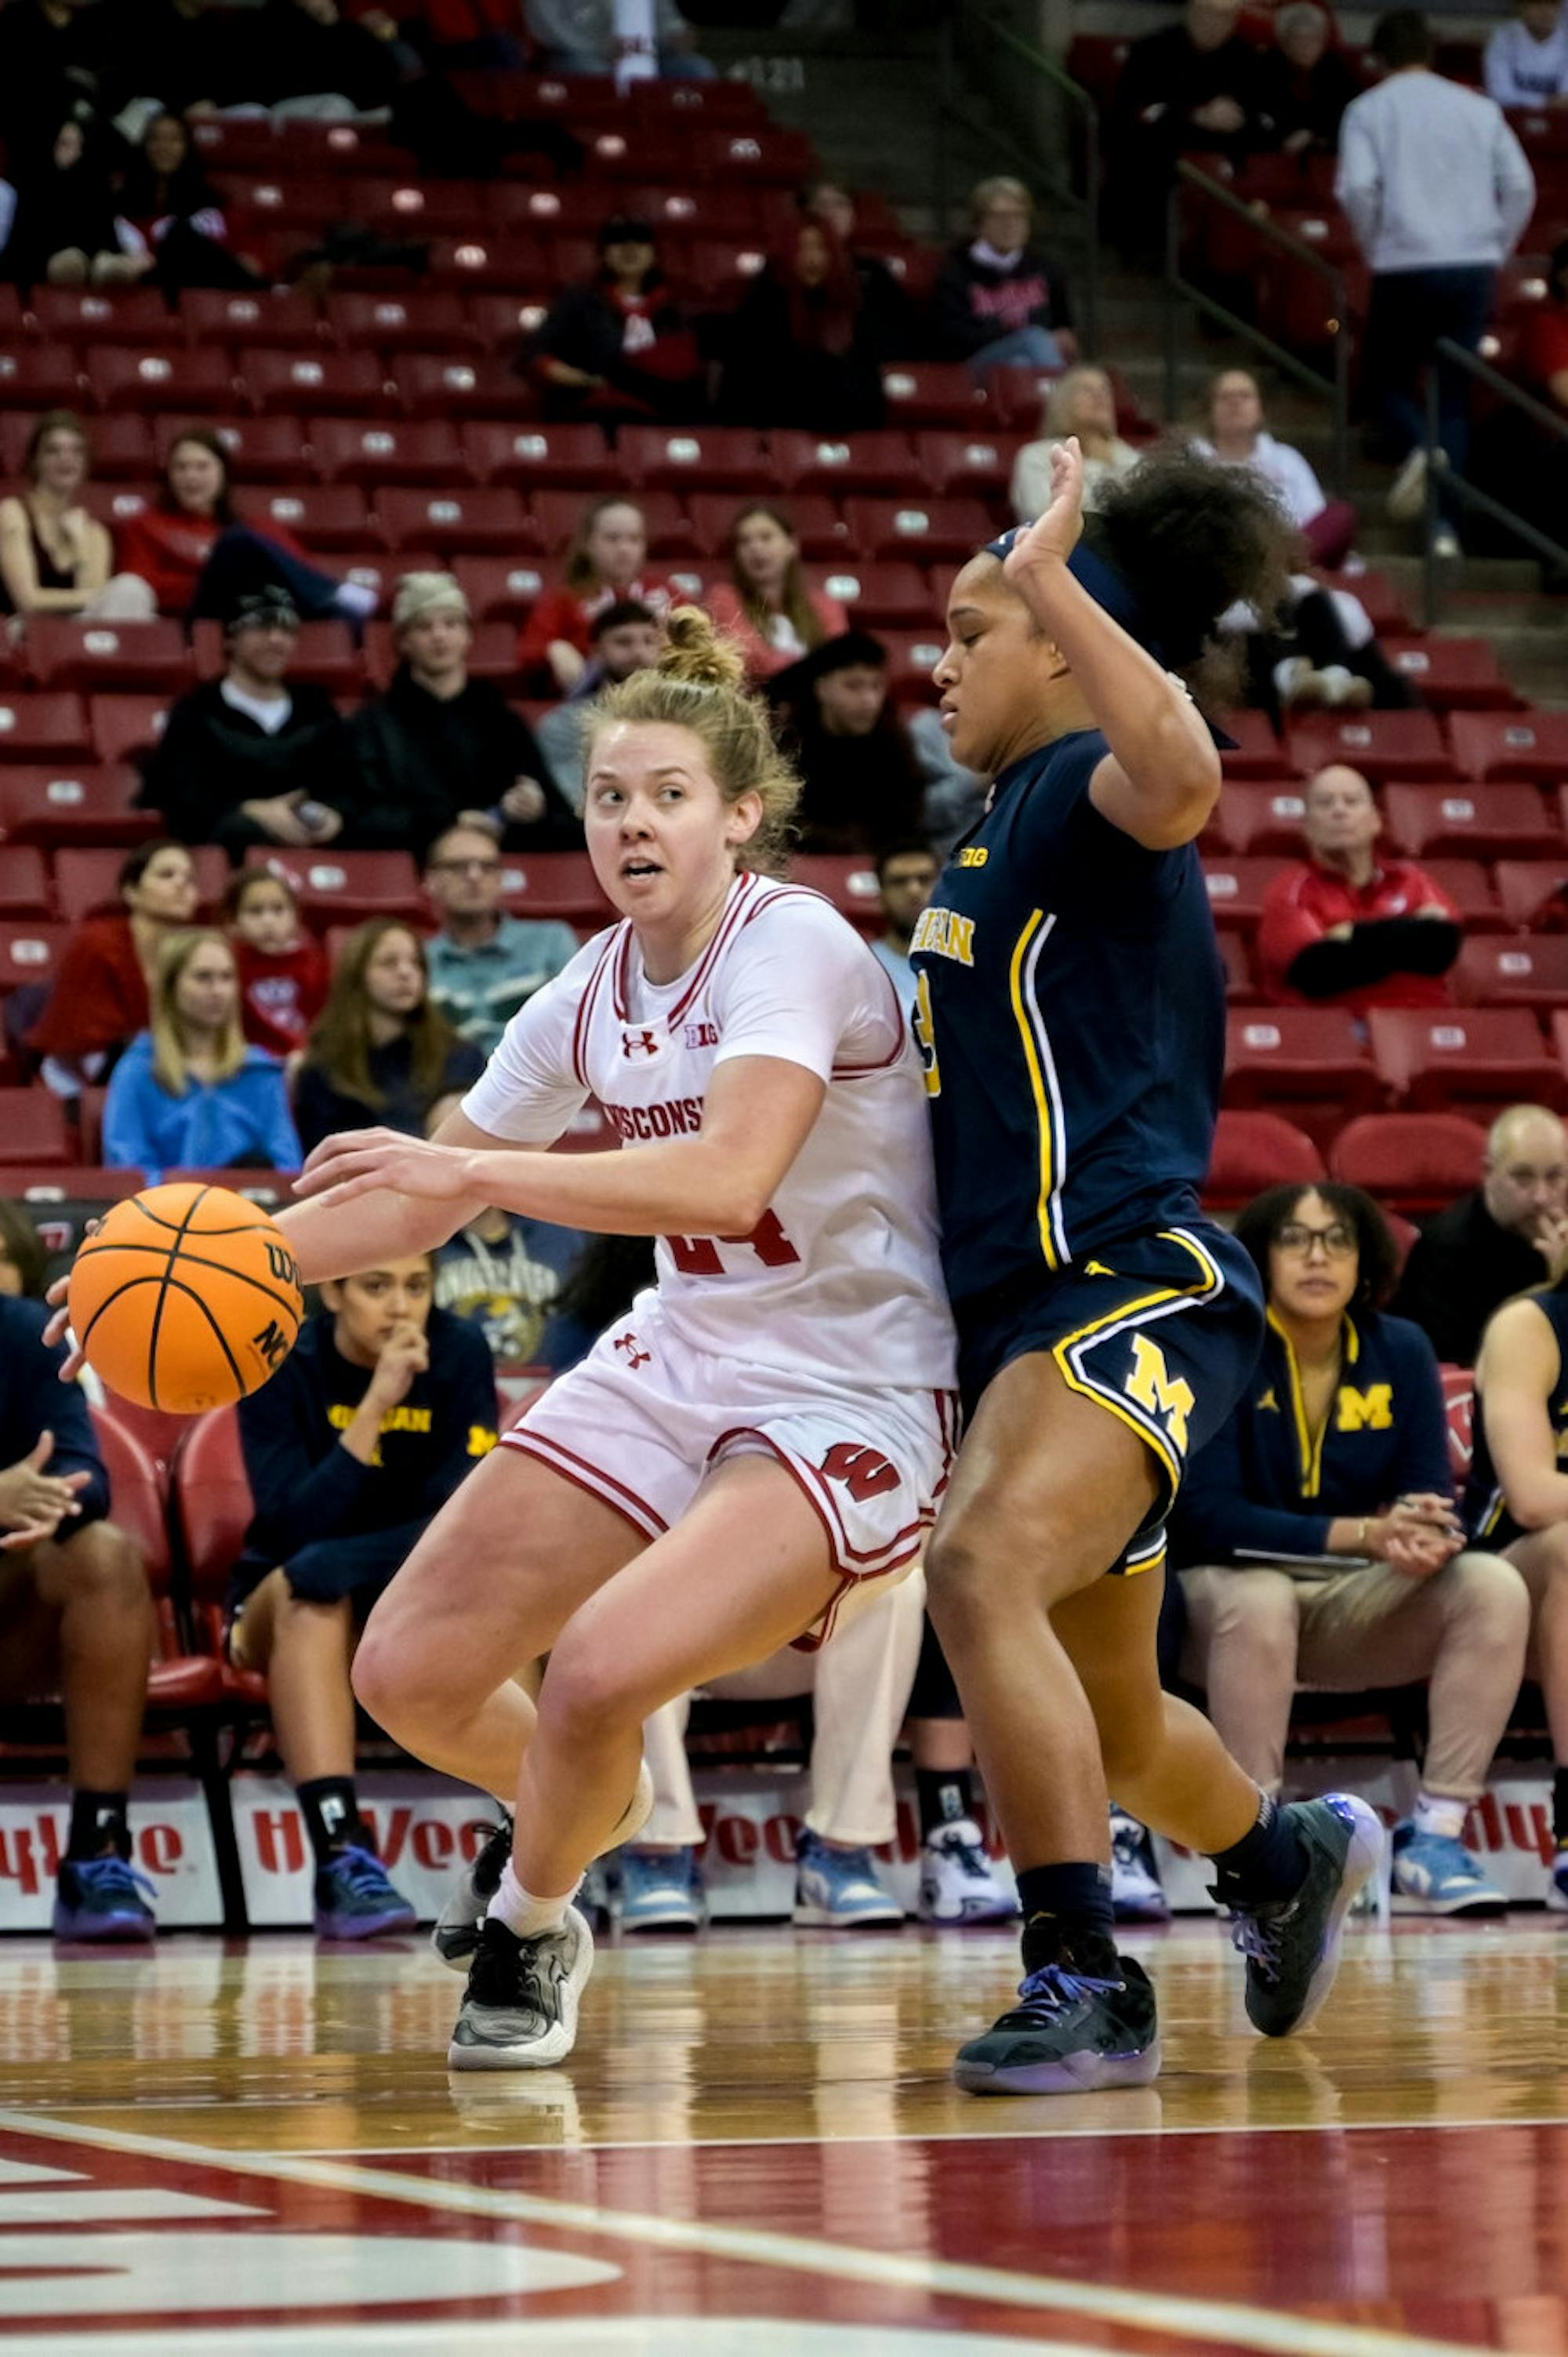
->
[102, 927, 302, 1184]
[1171, 1181, 1529, 1916]
[229, 1251, 499, 1941]
[0, 1295, 156, 1941]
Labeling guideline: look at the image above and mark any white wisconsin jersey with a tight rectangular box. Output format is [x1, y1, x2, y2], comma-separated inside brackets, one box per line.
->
[463, 870, 956, 1390]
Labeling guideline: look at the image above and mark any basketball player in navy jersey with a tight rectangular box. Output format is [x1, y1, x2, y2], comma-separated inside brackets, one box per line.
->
[912, 439, 1384, 2094]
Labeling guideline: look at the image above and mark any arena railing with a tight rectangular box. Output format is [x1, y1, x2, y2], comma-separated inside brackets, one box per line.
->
[1419, 338, 1568, 625]
[1163, 160, 1352, 490]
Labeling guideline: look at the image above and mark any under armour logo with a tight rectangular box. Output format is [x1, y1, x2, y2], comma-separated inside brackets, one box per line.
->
[614, 1331, 650, 1371]
[622, 1028, 660, 1059]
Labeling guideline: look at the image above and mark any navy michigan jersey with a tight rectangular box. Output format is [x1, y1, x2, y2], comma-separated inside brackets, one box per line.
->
[1465, 1286, 1568, 1549]
[909, 727, 1227, 1306]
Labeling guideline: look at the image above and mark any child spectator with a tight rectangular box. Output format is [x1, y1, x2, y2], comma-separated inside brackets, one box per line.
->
[1011, 368, 1142, 523]
[116, 430, 377, 626]
[1257, 765, 1461, 1008]
[534, 599, 666, 812]
[422, 818, 579, 1062]
[103, 928, 303, 1184]
[426, 1094, 583, 1367]
[293, 919, 484, 1156]
[720, 219, 887, 432]
[225, 869, 331, 1060]
[1485, 0, 1568, 107]
[517, 496, 673, 695]
[229, 1250, 498, 1938]
[0, 117, 153, 291]
[932, 177, 1078, 383]
[0, 410, 156, 625]
[703, 503, 848, 683]
[28, 840, 200, 1095]
[116, 110, 260, 296]
[528, 215, 705, 425]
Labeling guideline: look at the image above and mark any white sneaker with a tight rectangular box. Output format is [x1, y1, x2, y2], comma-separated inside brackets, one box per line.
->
[917, 1818, 1018, 1923]
[1110, 1808, 1170, 1923]
[1387, 447, 1428, 521]
[1318, 664, 1372, 710]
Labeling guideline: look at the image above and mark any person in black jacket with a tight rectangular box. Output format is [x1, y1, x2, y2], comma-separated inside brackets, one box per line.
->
[116, 111, 260, 296]
[931, 177, 1078, 384]
[339, 572, 579, 858]
[720, 218, 887, 432]
[1, 115, 153, 292]
[1392, 1104, 1568, 1366]
[0, 1296, 157, 1943]
[766, 630, 929, 857]
[527, 215, 706, 425]
[1256, 4, 1362, 158]
[138, 587, 347, 859]
[292, 917, 485, 1157]
[1108, 0, 1274, 260]
[1171, 1181, 1528, 1914]
[230, 1254, 499, 1940]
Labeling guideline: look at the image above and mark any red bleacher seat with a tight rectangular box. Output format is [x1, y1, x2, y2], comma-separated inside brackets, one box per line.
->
[1206, 1109, 1325, 1208]
[427, 233, 551, 292]
[0, 350, 82, 409]
[879, 629, 948, 703]
[272, 117, 408, 170]
[0, 922, 67, 993]
[0, 848, 51, 917]
[789, 855, 881, 927]
[0, 1091, 71, 1165]
[1494, 861, 1568, 928]
[0, 693, 91, 759]
[1320, 568, 1410, 635]
[1381, 637, 1515, 711]
[326, 291, 474, 354]
[53, 845, 228, 925]
[246, 350, 390, 417]
[1422, 858, 1502, 928]
[310, 419, 472, 488]
[31, 289, 183, 347]
[396, 355, 535, 419]
[465, 292, 550, 354]
[774, 433, 917, 496]
[811, 561, 936, 628]
[617, 427, 774, 493]
[155, 414, 311, 484]
[1455, 935, 1568, 1008]
[219, 173, 341, 232]
[1218, 931, 1255, 998]
[691, 126, 815, 183]
[236, 485, 379, 551]
[89, 1406, 172, 1583]
[1203, 857, 1287, 926]
[684, 239, 769, 300]
[1284, 709, 1456, 782]
[461, 423, 615, 492]
[1217, 711, 1294, 782]
[498, 851, 611, 925]
[1439, 1362, 1474, 1480]
[242, 848, 424, 924]
[89, 695, 172, 768]
[844, 496, 993, 562]
[379, 488, 528, 552]
[351, 179, 481, 242]
[982, 365, 1060, 431]
[449, 556, 547, 623]
[3, 1163, 142, 1197]
[0, 766, 152, 848]
[1214, 783, 1308, 854]
[688, 492, 845, 561]
[880, 364, 988, 429]
[1384, 783, 1563, 859]
[1328, 1110, 1489, 1211]
[1369, 1006, 1566, 1113]
[172, 1406, 267, 1698]
[913, 430, 1020, 498]
[24, 619, 191, 694]
[181, 289, 326, 350]
[193, 618, 358, 690]
[0, 412, 153, 482]
[1451, 710, 1568, 783]
[1224, 1007, 1383, 1137]
[85, 347, 235, 414]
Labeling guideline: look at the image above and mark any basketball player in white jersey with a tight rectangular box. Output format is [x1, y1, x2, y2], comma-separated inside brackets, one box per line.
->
[278, 610, 957, 2068]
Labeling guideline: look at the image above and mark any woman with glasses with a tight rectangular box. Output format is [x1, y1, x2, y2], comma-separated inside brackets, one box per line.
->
[1172, 1181, 1528, 1916]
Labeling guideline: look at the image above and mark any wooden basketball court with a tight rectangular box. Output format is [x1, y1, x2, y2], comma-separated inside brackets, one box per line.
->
[0, 1914, 1563, 2352]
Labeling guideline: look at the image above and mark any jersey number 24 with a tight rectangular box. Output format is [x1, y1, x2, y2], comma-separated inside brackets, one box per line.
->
[664, 1210, 801, 1276]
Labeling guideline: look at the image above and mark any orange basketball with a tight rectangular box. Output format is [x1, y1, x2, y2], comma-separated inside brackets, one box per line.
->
[68, 1182, 304, 1413]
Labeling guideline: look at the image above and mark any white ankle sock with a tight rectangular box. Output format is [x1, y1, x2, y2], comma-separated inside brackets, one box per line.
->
[1413, 1795, 1468, 1843]
[487, 1859, 578, 1938]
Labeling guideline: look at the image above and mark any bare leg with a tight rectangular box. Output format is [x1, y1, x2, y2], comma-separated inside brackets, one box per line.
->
[1505, 1526, 1568, 1763]
[30, 1524, 152, 1792]
[241, 1569, 358, 1788]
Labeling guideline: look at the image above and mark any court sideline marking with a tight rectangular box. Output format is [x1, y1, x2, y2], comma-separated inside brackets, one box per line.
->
[0, 2108, 1498, 2357]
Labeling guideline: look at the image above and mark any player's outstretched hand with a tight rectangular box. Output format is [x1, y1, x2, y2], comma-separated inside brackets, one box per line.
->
[295, 1126, 480, 1211]
[42, 1218, 102, 1381]
[1005, 435, 1085, 578]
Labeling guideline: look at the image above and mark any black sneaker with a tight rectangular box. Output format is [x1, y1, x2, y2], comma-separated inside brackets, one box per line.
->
[448, 1906, 594, 2072]
[953, 1954, 1160, 2095]
[53, 1854, 156, 1943]
[1221, 1793, 1382, 2039]
[432, 1816, 513, 1973]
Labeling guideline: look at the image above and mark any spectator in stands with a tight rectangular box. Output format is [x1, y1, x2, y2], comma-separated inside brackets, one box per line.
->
[1486, 0, 1568, 107]
[293, 918, 484, 1156]
[720, 218, 887, 432]
[528, 216, 705, 426]
[0, 0, 123, 150]
[767, 630, 968, 858]
[517, 496, 673, 695]
[1196, 366, 1358, 567]
[0, 1295, 157, 1941]
[1010, 367, 1142, 524]
[1338, 8, 1536, 557]
[342, 573, 576, 856]
[0, 410, 157, 625]
[250, 0, 401, 115]
[1256, 3, 1360, 157]
[224, 868, 331, 1061]
[229, 1248, 498, 1938]
[103, 928, 302, 1184]
[28, 839, 200, 1095]
[1172, 1180, 1529, 1915]
[139, 587, 349, 859]
[426, 1091, 583, 1367]
[117, 430, 378, 626]
[0, 115, 154, 291]
[0, 1201, 49, 1302]
[868, 838, 939, 1012]
[1523, 235, 1568, 415]
[931, 177, 1079, 385]
[1392, 1103, 1568, 1364]
[423, 816, 579, 1062]
[704, 504, 848, 683]
[535, 599, 665, 812]
[1109, 0, 1272, 259]
[116, 110, 260, 295]
[800, 178, 916, 359]
[522, 0, 715, 77]
[1258, 764, 1462, 1008]
[625, 1568, 924, 1933]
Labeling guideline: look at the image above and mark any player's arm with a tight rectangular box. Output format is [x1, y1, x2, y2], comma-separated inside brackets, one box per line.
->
[292, 1055, 826, 1240]
[274, 1103, 499, 1286]
[1001, 437, 1220, 851]
[1474, 1295, 1568, 1531]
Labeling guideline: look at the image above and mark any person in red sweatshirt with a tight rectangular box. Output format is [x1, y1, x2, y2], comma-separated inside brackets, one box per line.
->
[1257, 764, 1461, 1010]
[115, 429, 376, 625]
[224, 868, 330, 1060]
[515, 495, 673, 695]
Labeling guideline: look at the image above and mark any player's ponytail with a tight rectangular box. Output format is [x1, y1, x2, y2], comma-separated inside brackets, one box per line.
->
[586, 606, 801, 872]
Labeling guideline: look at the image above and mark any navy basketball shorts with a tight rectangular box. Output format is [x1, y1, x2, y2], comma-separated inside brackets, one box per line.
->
[954, 1223, 1265, 1575]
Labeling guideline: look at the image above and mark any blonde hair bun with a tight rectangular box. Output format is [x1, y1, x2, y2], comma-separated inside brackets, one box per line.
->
[658, 605, 749, 693]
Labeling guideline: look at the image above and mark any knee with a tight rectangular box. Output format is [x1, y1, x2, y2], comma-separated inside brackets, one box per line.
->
[926, 1502, 1081, 1640]
[57, 1521, 149, 1617]
[1447, 1551, 1531, 1643]
[538, 1632, 648, 1749]
[348, 1617, 413, 1731]
[1206, 1571, 1301, 1670]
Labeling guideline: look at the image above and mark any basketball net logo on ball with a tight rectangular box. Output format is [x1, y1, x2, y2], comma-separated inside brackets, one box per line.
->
[67, 1182, 304, 1413]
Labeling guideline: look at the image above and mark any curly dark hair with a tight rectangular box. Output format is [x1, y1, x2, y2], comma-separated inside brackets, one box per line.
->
[1232, 1181, 1401, 1315]
[1089, 451, 1295, 705]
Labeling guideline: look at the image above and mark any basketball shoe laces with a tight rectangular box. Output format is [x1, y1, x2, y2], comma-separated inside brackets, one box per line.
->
[1225, 1903, 1288, 1983]
[71, 1856, 154, 1905]
[332, 1843, 397, 1898]
[938, 1825, 991, 1880]
[1007, 1962, 1122, 2021]
[469, 1919, 562, 2027]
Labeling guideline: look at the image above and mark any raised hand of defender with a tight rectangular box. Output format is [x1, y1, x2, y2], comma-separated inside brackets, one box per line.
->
[1004, 434, 1086, 578]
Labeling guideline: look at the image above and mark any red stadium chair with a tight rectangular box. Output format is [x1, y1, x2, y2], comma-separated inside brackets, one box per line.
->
[1218, 710, 1294, 782]
[379, 488, 528, 552]
[1284, 709, 1457, 783]
[1202, 856, 1288, 926]
[1383, 783, 1563, 860]
[426, 232, 552, 292]
[980, 365, 1061, 432]
[1454, 935, 1568, 1008]
[1494, 861, 1568, 929]
[914, 430, 1022, 498]
[1206, 1109, 1326, 1208]
[3, 1163, 143, 1197]
[1328, 1111, 1489, 1212]
[235, 485, 379, 551]
[246, 350, 390, 418]
[0, 1091, 71, 1164]
[53, 845, 228, 925]
[465, 291, 553, 355]
[154, 414, 311, 484]
[0, 412, 153, 482]
[310, 419, 473, 488]
[1439, 1363, 1474, 1482]
[774, 433, 920, 496]
[1318, 567, 1410, 634]
[89, 1406, 172, 1584]
[879, 629, 949, 703]
[241, 848, 424, 924]
[811, 561, 938, 629]
[171, 1406, 268, 1699]
[0, 765, 154, 848]
[1224, 1007, 1383, 1141]
[24, 619, 192, 694]
[688, 492, 847, 561]
[0, 922, 68, 993]
[880, 364, 989, 429]
[789, 855, 882, 928]
[1451, 710, 1568, 783]
[85, 347, 236, 414]
[1421, 858, 1502, 928]
[351, 179, 483, 242]
[1214, 783, 1310, 854]
[0, 848, 51, 917]
[450, 556, 547, 623]
[618, 426, 775, 493]
[1369, 1007, 1566, 1114]
[1381, 637, 1515, 712]
[691, 126, 815, 183]
[326, 291, 474, 355]
[498, 851, 612, 925]
[0, 693, 92, 760]
[31, 289, 183, 348]
[182, 289, 326, 351]
[463, 421, 616, 489]
[0, 350, 82, 409]
[89, 695, 172, 767]
[217, 172, 340, 231]
[396, 355, 535, 420]
[843, 496, 993, 563]
[1218, 930, 1255, 999]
